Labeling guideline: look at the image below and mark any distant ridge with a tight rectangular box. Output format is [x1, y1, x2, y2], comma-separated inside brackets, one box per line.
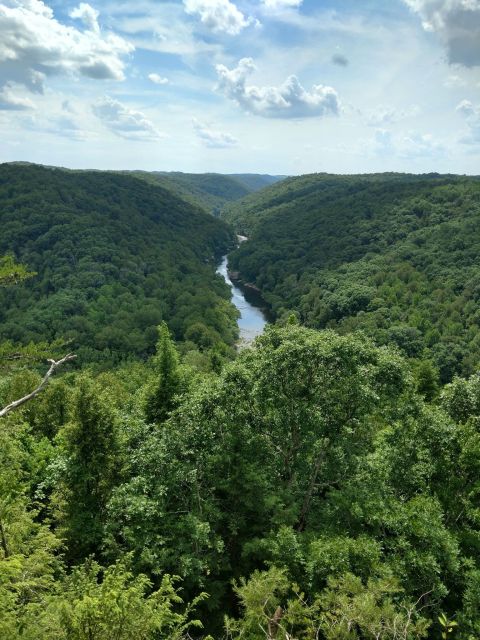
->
[126, 170, 286, 214]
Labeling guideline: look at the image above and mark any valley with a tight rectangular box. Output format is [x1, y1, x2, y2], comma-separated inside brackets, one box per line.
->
[1, 162, 480, 639]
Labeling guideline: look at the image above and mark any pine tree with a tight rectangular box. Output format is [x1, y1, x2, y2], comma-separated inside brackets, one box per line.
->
[56, 375, 120, 562]
[144, 323, 181, 424]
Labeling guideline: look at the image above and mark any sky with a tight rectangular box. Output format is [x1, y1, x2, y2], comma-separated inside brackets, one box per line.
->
[0, 0, 479, 174]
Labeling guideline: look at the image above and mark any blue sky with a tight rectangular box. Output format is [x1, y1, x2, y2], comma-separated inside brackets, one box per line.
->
[1, 0, 479, 173]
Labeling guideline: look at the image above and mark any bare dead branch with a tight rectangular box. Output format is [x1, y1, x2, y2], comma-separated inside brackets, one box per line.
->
[0, 354, 76, 418]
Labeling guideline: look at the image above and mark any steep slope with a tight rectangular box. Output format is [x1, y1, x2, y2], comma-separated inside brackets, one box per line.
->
[0, 163, 237, 364]
[227, 172, 480, 381]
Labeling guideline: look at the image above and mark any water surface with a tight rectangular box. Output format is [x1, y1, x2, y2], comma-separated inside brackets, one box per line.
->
[217, 255, 268, 343]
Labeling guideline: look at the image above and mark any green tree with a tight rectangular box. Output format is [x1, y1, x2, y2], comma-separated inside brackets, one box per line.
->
[55, 375, 121, 561]
[226, 568, 430, 640]
[144, 323, 182, 424]
[0, 255, 35, 286]
[43, 559, 207, 640]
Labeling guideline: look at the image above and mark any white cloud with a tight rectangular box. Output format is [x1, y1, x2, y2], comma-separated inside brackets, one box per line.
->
[403, 0, 480, 67]
[148, 73, 169, 85]
[262, 0, 303, 9]
[69, 2, 99, 33]
[456, 99, 480, 144]
[373, 128, 446, 158]
[0, 0, 133, 95]
[215, 58, 340, 119]
[103, 2, 222, 59]
[193, 118, 238, 147]
[92, 96, 163, 140]
[183, 0, 250, 35]
[0, 82, 35, 109]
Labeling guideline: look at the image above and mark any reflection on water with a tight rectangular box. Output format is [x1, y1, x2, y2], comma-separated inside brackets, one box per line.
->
[217, 256, 268, 343]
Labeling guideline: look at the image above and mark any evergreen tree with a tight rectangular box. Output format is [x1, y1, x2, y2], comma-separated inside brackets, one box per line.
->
[55, 375, 120, 562]
[144, 323, 182, 424]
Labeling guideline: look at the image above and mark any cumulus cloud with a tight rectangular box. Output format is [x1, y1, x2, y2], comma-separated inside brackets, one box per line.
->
[373, 128, 446, 158]
[193, 118, 238, 148]
[92, 96, 163, 140]
[148, 73, 169, 85]
[456, 99, 480, 144]
[403, 0, 480, 67]
[215, 58, 340, 119]
[0, 0, 133, 95]
[183, 0, 251, 35]
[69, 2, 100, 33]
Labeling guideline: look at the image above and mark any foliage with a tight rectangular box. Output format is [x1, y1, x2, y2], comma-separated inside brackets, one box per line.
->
[0, 255, 36, 286]
[224, 173, 480, 381]
[226, 568, 430, 639]
[144, 322, 182, 424]
[53, 375, 122, 562]
[99, 325, 480, 635]
[43, 559, 207, 640]
[0, 163, 238, 365]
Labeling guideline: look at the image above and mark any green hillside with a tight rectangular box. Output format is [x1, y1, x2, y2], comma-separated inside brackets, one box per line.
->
[226, 173, 480, 381]
[127, 171, 286, 215]
[0, 163, 238, 364]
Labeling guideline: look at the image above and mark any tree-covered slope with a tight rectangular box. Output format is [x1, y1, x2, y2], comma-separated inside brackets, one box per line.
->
[126, 171, 247, 214]
[226, 173, 480, 381]
[0, 163, 238, 364]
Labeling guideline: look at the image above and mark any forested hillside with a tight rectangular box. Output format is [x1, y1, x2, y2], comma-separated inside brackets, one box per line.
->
[126, 171, 284, 215]
[225, 173, 480, 381]
[0, 163, 238, 365]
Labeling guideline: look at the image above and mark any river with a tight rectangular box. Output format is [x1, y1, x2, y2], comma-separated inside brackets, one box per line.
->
[217, 255, 269, 344]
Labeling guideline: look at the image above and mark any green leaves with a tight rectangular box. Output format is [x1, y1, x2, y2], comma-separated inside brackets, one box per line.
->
[438, 613, 458, 640]
[0, 255, 36, 287]
[227, 569, 431, 640]
[144, 323, 182, 424]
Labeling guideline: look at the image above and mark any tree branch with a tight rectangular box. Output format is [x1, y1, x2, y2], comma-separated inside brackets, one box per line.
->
[0, 354, 76, 418]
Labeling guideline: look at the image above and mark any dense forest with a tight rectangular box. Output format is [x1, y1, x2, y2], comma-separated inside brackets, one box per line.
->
[224, 173, 480, 382]
[0, 164, 238, 366]
[2, 164, 480, 638]
[124, 171, 283, 215]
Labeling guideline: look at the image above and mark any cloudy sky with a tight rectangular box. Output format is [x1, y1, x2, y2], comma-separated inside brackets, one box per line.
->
[1, 0, 479, 174]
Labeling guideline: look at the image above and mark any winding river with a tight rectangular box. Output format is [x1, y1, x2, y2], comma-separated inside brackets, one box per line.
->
[217, 255, 269, 344]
